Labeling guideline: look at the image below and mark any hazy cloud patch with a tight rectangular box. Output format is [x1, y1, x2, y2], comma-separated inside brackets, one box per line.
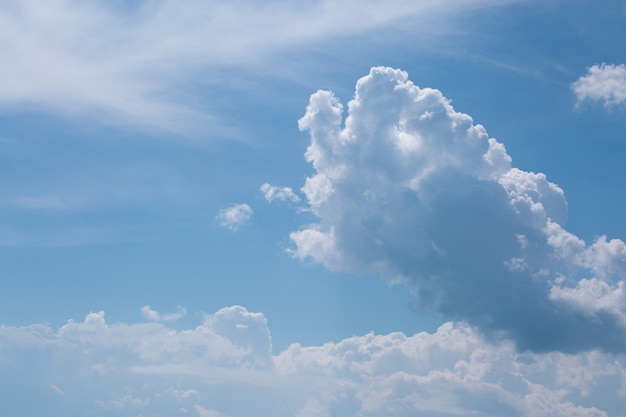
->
[216, 204, 253, 231]
[0, 0, 523, 134]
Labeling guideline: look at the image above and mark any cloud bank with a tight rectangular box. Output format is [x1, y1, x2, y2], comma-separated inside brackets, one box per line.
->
[290, 67, 626, 353]
[216, 203, 253, 231]
[573, 63, 626, 108]
[1, 307, 623, 417]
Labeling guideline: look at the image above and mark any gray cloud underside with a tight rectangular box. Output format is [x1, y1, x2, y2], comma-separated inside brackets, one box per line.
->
[291, 67, 626, 353]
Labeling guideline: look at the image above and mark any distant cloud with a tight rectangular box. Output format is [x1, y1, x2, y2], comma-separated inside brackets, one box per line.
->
[0, 307, 622, 416]
[50, 384, 64, 396]
[141, 305, 186, 322]
[195, 405, 231, 417]
[291, 67, 626, 353]
[260, 183, 300, 203]
[572, 63, 626, 108]
[216, 204, 253, 231]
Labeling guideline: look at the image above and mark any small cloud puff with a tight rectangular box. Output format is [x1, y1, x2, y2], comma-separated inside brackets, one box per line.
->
[195, 405, 230, 417]
[142, 305, 186, 322]
[50, 384, 64, 396]
[260, 183, 300, 203]
[572, 63, 626, 108]
[216, 204, 253, 231]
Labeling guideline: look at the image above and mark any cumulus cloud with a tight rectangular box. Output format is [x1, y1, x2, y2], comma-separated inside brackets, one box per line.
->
[572, 63, 626, 108]
[277, 323, 623, 417]
[0, 308, 623, 416]
[216, 204, 253, 231]
[0, 0, 523, 134]
[260, 183, 301, 203]
[291, 67, 626, 353]
[141, 305, 187, 322]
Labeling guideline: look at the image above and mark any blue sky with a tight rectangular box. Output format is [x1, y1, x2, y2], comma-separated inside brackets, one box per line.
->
[1, 0, 626, 416]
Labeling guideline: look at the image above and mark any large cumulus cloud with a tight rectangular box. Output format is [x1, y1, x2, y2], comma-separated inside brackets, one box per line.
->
[1, 307, 624, 416]
[291, 67, 626, 353]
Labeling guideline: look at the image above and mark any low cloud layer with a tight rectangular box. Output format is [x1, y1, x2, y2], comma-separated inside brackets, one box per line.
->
[573, 63, 626, 108]
[290, 67, 626, 353]
[0, 307, 623, 416]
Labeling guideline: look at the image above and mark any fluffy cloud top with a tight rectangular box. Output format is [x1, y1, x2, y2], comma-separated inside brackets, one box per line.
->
[216, 203, 253, 231]
[291, 67, 626, 353]
[572, 63, 626, 108]
[0, 307, 623, 417]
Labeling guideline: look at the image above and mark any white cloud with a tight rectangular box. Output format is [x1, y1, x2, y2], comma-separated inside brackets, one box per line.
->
[195, 405, 230, 417]
[142, 305, 187, 322]
[572, 63, 626, 108]
[0, 308, 623, 416]
[216, 204, 253, 231]
[260, 183, 301, 203]
[0, 0, 524, 134]
[50, 384, 64, 396]
[291, 67, 626, 353]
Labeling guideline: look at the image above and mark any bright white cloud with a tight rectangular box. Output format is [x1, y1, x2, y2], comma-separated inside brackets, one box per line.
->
[572, 63, 626, 108]
[216, 204, 253, 231]
[291, 67, 626, 353]
[0, 307, 623, 416]
[260, 183, 301, 203]
[0, 0, 523, 134]
[141, 305, 187, 322]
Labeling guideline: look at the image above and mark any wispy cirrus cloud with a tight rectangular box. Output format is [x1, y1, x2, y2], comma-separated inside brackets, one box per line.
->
[0, 0, 524, 135]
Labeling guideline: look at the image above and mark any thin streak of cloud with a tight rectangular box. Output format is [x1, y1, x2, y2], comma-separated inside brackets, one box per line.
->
[0, 0, 524, 135]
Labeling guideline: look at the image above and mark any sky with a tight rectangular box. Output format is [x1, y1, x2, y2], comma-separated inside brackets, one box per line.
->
[1, 0, 626, 416]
